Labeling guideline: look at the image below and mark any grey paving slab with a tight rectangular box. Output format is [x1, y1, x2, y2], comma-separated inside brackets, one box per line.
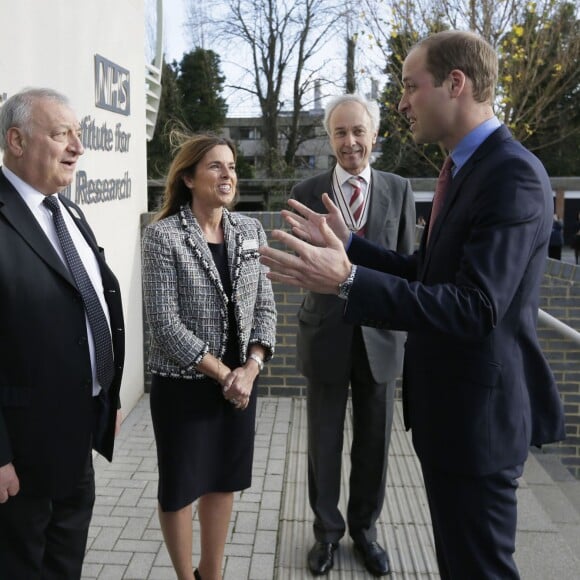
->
[82, 395, 580, 579]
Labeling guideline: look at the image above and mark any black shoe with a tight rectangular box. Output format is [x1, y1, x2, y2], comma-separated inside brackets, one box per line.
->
[353, 540, 390, 576]
[307, 541, 338, 576]
[194, 569, 202, 580]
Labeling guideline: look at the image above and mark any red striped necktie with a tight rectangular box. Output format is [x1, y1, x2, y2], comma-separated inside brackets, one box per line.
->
[348, 176, 365, 223]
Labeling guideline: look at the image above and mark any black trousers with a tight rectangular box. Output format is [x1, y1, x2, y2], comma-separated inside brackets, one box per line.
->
[0, 451, 95, 580]
[0, 391, 107, 580]
[548, 245, 562, 260]
[307, 327, 394, 544]
[421, 462, 524, 579]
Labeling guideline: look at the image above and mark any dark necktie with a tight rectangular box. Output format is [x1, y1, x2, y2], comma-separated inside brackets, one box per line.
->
[427, 156, 453, 244]
[43, 196, 115, 390]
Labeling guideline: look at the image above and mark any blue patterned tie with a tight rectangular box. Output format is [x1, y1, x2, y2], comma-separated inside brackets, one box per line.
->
[43, 196, 114, 390]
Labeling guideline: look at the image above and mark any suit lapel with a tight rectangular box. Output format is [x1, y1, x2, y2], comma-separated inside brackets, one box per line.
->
[223, 209, 239, 290]
[425, 167, 464, 250]
[311, 172, 333, 213]
[59, 195, 119, 289]
[59, 196, 99, 253]
[324, 168, 389, 242]
[365, 169, 391, 242]
[422, 125, 512, 275]
[181, 205, 228, 303]
[0, 173, 76, 287]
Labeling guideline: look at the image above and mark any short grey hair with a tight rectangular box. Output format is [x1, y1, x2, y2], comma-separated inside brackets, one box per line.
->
[323, 94, 381, 135]
[0, 88, 70, 151]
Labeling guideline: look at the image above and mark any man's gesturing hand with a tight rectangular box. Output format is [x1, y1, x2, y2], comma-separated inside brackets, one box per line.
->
[0, 462, 20, 503]
[282, 193, 351, 248]
[259, 216, 352, 294]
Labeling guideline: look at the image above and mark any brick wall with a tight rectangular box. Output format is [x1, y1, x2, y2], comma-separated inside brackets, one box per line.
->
[538, 260, 580, 478]
[141, 212, 580, 478]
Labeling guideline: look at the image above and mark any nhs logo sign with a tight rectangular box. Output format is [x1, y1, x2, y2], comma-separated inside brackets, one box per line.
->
[94, 54, 130, 116]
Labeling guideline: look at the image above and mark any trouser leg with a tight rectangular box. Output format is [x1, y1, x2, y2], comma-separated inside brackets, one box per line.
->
[307, 375, 349, 543]
[347, 329, 394, 543]
[421, 462, 523, 580]
[0, 451, 95, 580]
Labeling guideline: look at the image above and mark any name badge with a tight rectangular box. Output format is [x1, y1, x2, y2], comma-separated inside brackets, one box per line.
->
[242, 238, 259, 251]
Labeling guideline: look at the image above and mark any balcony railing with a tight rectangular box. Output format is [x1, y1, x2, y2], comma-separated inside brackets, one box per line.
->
[145, 0, 163, 141]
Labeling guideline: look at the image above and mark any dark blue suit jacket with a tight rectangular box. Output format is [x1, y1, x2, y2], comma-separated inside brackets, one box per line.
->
[0, 171, 125, 497]
[344, 126, 565, 476]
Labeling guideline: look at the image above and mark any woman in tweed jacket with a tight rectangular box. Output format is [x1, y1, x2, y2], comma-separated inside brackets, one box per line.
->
[142, 134, 276, 580]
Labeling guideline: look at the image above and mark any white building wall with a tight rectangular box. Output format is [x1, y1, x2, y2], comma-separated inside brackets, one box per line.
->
[0, 0, 147, 414]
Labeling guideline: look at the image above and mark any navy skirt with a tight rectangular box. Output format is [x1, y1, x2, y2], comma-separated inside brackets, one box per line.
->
[150, 374, 257, 511]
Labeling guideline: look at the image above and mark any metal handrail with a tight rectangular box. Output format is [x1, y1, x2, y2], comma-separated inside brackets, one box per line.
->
[538, 308, 580, 345]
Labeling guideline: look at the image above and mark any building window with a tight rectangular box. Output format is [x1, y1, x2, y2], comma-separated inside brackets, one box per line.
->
[230, 126, 262, 141]
[294, 155, 315, 169]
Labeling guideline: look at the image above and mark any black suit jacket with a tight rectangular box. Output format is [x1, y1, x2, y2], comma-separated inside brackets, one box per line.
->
[343, 126, 565, 475]
[0, 171, 125, 498]
[293, 169, 416, 383]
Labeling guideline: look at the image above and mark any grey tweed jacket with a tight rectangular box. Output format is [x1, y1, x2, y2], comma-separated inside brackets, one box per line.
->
[142, 205, 277, 379]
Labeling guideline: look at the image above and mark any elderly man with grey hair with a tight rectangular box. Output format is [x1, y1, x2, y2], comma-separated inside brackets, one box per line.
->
[0, 88, 124, 579]
[291, 93, 415, 576]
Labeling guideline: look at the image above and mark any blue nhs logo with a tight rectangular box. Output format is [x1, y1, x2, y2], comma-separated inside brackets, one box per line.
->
[94, 54, 130, 116]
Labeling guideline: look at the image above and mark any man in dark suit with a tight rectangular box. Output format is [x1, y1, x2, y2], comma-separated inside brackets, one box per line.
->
[292, 94, 415, 576]
[260, 31, 565, 579]
[0, 88, 125, 579]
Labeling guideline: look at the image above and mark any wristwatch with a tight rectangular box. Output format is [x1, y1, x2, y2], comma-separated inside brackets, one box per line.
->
[248, 353, 264, 372]
[337, 265, 357, 300]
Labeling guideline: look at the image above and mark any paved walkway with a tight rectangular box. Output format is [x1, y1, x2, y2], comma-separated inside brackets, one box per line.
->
[82, 395, 580, 579]
[561, 246, 577, 265]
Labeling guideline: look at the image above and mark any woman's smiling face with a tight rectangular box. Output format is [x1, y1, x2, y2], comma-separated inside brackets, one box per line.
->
[184, 144, 237, 210]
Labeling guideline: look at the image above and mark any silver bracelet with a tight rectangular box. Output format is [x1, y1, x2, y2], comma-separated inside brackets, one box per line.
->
[248, 353, 264, 372]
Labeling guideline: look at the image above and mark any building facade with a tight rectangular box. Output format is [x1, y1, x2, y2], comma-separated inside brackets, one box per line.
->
[0, 0, 151, 413]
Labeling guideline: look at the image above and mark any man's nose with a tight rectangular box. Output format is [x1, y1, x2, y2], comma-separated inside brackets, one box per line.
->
[69, 133, 85, 155]
[398, 95, 408, 113]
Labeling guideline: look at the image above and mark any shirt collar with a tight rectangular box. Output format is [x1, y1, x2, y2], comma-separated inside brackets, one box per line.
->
[1, 165, 51, 210]
[450, 116, 501, 175]
[335, 163, 372, 186]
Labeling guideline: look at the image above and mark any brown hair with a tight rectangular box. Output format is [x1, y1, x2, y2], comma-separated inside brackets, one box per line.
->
[416, 30, 498, 103]
[156, 132, 237, 221]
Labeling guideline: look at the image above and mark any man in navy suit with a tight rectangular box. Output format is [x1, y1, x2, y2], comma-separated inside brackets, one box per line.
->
[259, 30, 565, 578]
[0, 88, 125, 579]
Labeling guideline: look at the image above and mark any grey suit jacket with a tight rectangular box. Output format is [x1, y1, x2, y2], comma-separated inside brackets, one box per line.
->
[142, 205, 277, 379]
[292, 168, 416, 383]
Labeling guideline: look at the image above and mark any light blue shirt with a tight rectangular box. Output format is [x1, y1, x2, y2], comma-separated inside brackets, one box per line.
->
[450, 116, 501, 176]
